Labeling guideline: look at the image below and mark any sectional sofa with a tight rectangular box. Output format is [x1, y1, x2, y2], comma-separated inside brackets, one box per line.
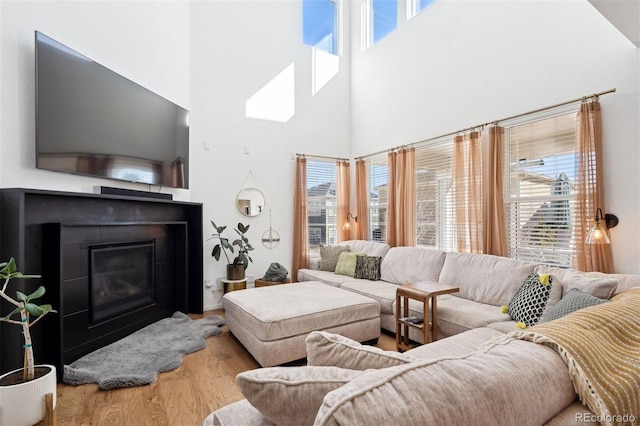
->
[298, 240, 637, 340]
[206, 241, 639, 425]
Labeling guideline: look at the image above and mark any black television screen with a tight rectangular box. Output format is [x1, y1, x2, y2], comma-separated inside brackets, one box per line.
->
[35, 31, 189, 189]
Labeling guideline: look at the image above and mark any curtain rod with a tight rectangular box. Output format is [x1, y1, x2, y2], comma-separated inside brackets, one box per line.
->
[296, 153, 350, 162]
[355, 88, 616, 160]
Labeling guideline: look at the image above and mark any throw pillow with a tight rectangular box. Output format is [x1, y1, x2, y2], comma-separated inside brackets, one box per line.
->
[334, 252, 366, 277]
[319, 245, 350, 271]
[354, 256, 382, 281]
[306, 331, 419, 369]
[539, 288, 609, 323]
[504, 272, 554, 328]
[236, 366, 362, 426]
[563, 274, 619, 299]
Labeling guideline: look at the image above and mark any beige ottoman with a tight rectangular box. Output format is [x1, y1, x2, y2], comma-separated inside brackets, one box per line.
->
[222, 281, 381, 367]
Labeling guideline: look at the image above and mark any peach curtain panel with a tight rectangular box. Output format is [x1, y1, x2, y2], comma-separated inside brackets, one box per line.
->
[292, 156, 309, 282]
[453, 131, 483, 253]
[573, 101, 613, 273]
[483, 126, 508, 256]
[336, 160, 351, 242]
[386, 152, 398, 246]
[355, 159, 369, 241]
[386, 148, 416, 247]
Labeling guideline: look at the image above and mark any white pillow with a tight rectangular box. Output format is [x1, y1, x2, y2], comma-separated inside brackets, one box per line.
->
[236, 366, 361, 426]
[306, 331, 418, 369]
[563, 274, 618, 299]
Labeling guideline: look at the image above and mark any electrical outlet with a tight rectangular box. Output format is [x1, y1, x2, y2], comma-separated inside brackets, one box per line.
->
[204, 279, 213, 288]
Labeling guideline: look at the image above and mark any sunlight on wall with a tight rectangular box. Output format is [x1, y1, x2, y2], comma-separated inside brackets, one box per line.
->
[312, 47, 339, 95]
[245, 63, 296, 123]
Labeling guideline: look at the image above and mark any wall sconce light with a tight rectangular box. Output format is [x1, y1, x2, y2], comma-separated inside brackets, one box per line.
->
[342, 212, 357, 231]
[585, 208, 619, 245]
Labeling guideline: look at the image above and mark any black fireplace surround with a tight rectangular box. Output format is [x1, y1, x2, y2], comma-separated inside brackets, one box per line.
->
[0, 188, 203, 377]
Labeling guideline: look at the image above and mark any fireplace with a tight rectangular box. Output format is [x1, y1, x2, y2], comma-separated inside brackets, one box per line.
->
[0, 188, 203, 377]
[90, 241, 155, 324]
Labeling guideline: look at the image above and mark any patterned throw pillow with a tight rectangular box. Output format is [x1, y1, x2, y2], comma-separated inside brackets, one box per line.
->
[319, 245, 350, 271]
[505, 272, 554, 328]
[539, 288, 609, 323]
[354, 256, 382, 281]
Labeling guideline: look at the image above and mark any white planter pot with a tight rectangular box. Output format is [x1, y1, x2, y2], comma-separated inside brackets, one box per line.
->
[0, 364, 57, 426]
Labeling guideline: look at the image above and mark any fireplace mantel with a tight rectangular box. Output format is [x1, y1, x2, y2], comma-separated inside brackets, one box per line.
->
[0, 188, 203, 376]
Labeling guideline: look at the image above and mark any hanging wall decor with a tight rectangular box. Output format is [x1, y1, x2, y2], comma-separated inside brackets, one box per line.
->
[262, 210, 280, 249]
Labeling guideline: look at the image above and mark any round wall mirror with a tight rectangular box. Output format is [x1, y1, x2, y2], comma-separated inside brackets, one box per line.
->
[236, 187, 265, 217]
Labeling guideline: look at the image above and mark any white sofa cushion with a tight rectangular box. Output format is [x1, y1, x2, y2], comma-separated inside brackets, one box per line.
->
[405, 327, 504, 360]
[339, 279, 398, 314]
[306, 331, 419, 369]
[403, 295, 511, 336]
[236, 366, 362, 426]
[380, 246, 446, 285]
[296, 269, 355, 287]
[339, 240, 390, 258]
[314, 339, 576, 426]
[439, 252, 536, 306]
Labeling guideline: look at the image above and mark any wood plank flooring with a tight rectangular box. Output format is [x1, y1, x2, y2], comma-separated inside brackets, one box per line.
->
[52, 310, 396, 425]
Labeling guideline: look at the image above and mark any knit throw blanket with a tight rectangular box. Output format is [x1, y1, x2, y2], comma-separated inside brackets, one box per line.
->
[501, 288, 640, 426]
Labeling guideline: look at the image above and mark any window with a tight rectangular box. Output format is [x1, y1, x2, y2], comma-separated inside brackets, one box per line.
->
[307, 160, 338, 255]
[504, 113, 577, 267]
[414, 139, 456, 251]
[407, 0, 435, 20]
[302, 0, 339, 55]
[362, 0, 397, 50]
[365, 156, 389, 242]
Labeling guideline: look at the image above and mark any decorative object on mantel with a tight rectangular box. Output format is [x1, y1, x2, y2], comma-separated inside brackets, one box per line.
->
[237, 171, 265, 217]
[63, 312, 224, 390]
[210, 221, 254, 280]
[0, 258, 57, 426]
[262, 209, 281, 248]
[585, 207, 619, 245]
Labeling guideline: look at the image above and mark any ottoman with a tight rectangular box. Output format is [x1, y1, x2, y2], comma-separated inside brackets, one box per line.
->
[222, 281, 381, 367]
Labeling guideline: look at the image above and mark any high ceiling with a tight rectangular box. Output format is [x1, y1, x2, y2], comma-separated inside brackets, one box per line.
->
[588, 0, 640, 47]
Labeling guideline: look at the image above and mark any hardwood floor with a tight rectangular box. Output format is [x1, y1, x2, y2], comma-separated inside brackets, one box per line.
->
[53, 310, 396, 425]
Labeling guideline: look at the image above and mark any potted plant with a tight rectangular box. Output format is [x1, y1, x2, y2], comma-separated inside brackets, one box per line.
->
[210, 221, 254, 280]
[0, 257, 57, 426]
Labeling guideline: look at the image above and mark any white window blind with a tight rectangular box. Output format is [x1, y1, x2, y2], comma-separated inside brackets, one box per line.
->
[504, 112, 576, 267]
[307, 160, 338, 256]
[414, 139, 456, 251]
[365, 155, 388, 242]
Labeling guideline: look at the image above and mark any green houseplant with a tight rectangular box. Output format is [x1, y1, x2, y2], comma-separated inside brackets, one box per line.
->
[0, 257, 58, 426]
[210, 221, 254, 280]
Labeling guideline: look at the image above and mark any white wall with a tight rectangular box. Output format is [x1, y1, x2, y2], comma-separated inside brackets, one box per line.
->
[350, 0, 640, 274]
[1, 0, 638, 312]
[0, 0, 191, 199]
[189, 1, 351, 309]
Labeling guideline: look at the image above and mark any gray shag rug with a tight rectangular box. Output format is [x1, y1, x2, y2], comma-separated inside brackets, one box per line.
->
[63, 312, 225, 390]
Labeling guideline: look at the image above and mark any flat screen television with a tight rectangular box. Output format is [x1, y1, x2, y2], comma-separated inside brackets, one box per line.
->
[35, 31, 189, 189]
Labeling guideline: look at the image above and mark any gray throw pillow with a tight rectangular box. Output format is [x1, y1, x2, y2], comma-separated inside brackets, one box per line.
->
[539, 288, 609, 323]
[319, 245, 350, 271]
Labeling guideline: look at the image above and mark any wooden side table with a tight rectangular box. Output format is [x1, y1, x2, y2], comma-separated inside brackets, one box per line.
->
[254, 278, 291, 287]
[395, 281, 460, 352]
[221, 278, 247, 294]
